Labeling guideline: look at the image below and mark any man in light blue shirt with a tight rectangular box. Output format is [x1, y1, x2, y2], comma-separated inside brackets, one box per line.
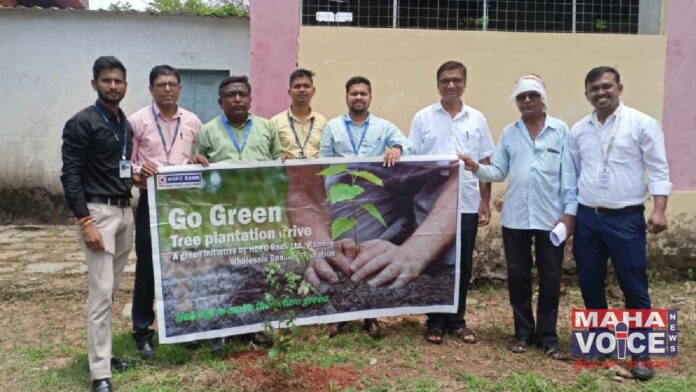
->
[320, 76, 410, 164]
[461, 75, 577, 359]
[317, 76, 410, 338]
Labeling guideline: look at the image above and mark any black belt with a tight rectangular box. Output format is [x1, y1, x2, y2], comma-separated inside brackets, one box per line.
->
[86, 195, 131, 208]
[579, 204, 644, 216]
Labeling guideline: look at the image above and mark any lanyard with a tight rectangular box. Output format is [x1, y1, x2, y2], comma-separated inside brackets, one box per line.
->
[151, 105, 181, 165]
[593, 113, 621, 172]
[343, 118, 369, 156]
[287, 110, 315, 158]
[220, 114, 253, 156]
[93, 103, 128, 160]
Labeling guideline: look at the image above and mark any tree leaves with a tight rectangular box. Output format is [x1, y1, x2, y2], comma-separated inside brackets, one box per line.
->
[352, 170, 384, 186]
[331, 217, 357, 240]
[361, 203, 386, 227]
[327, 183, 364, 203]
[317, 164, 348, 177]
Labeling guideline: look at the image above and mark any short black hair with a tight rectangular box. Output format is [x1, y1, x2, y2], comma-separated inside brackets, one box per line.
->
[289, 69, 315, 86]
[436, 61, 467, 81]
[218, 75, 251, 97]
[585, 66, 621, 88]
[149, 65, 180, 86]
[92, 56, 126, 81]
[345, 76, 371, 93]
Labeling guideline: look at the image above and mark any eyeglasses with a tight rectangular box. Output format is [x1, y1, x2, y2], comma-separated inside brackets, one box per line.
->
[154, 82, 180, 89]
[438, 77, 465, 85]
[515, 92, 541, 102]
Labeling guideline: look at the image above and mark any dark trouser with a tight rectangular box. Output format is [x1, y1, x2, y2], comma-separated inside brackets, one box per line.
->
[502, 227, 564, 348]
[132, 190, 155, 343]
[572, 206, 650, 311]
[426, 213, 479, 331]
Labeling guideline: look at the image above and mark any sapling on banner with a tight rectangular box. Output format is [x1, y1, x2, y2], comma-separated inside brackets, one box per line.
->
[262, 231, 315, 377]
[317, 163, 387, 246]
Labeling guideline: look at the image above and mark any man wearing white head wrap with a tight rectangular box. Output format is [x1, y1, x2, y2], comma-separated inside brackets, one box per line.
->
[509, 74, 548, 111]
[460, 74, 578, 360]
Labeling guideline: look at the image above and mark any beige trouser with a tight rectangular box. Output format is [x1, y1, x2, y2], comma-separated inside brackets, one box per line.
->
[79, 203, 134, 380]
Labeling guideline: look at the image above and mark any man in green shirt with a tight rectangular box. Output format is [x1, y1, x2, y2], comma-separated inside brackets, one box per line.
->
[194, 76, 283, 162]
[193, 75, 279, 354]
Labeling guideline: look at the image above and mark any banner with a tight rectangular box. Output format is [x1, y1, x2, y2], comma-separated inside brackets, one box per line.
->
[148, 156, 462, 343]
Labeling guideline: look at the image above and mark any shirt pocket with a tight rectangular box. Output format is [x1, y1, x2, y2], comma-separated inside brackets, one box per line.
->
[454, 125, 479, 155]
[610, 140, 641, 164]
[535, 135, 563, 177]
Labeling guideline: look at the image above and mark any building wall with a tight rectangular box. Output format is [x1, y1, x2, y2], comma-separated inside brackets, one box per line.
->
[0, 9, 249, 196]
[298, 27, 666, 142]
[296, 26, 694, 276]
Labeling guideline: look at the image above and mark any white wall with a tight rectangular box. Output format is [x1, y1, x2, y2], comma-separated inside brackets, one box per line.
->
[0, 9, 249, 192]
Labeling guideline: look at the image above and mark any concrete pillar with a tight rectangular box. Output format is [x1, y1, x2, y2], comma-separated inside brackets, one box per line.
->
[663, 0, 696, 190]
[249, 0, 301, 118]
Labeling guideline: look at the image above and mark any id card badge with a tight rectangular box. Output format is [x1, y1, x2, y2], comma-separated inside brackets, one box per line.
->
[119, 160, 132, 179]
[597, 169, 610, 189]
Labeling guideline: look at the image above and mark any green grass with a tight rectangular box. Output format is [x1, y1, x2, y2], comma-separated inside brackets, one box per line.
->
[13, 281, 696, 392]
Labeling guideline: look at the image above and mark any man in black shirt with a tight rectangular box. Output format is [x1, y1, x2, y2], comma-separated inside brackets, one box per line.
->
[61, 56, 134, 392]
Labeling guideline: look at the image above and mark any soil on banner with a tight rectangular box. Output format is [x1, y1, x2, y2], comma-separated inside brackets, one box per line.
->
[162, 260, 455, 337]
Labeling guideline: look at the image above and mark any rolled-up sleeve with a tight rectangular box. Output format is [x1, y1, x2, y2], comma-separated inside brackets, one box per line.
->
[60, 117, 90, 219]
[641, 118, 672, 196]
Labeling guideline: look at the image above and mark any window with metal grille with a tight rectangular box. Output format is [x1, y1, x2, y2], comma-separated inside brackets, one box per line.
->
[301, 0, 651, 34]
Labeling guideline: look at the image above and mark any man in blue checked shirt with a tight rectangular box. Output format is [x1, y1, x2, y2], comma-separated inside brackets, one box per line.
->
[460, 74, 578, 360]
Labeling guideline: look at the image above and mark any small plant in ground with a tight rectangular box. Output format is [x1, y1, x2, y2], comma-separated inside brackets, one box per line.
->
[262, 230, 316, 377]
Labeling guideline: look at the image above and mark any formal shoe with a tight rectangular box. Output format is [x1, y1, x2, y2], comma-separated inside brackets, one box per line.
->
[363, 318, 384, 339]
[630, 357, 654, 381]
[327, 322, 347, 338]
[92, 378, 112, 392]
[250, 332, 274, 348]
[210, 337, 226, 356]
[136, 340, 155, 360]
[110, 357, 137, 372]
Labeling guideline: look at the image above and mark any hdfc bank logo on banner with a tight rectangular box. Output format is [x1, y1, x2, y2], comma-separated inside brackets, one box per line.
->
[571, 309, 678, 366]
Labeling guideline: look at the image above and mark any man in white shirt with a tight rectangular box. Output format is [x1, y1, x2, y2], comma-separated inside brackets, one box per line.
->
[409, 61, 494, 345]
[569, 66, 671, 381]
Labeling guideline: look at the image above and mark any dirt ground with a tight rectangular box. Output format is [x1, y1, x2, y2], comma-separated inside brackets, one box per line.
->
[1, 225, 694, 392]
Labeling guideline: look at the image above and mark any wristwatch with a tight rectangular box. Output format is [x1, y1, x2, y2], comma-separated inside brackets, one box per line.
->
[392, 144, 403, 152]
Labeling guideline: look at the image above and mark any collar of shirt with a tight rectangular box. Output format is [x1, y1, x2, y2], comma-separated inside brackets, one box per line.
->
[435, 100, 470, 120]
[288, 107, 316, 122]
[153, 103, 182, 121]
[342, 113, 371, 126]
[589, 102, 625, 126]
[94, 100, 126, 123]
[225, 113, 253, 129]
[514, 115, 557, 143]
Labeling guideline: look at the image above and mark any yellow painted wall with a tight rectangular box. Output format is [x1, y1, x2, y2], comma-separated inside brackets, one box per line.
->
[298, 27, 666, 140]
[299, 27, 695, 273]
